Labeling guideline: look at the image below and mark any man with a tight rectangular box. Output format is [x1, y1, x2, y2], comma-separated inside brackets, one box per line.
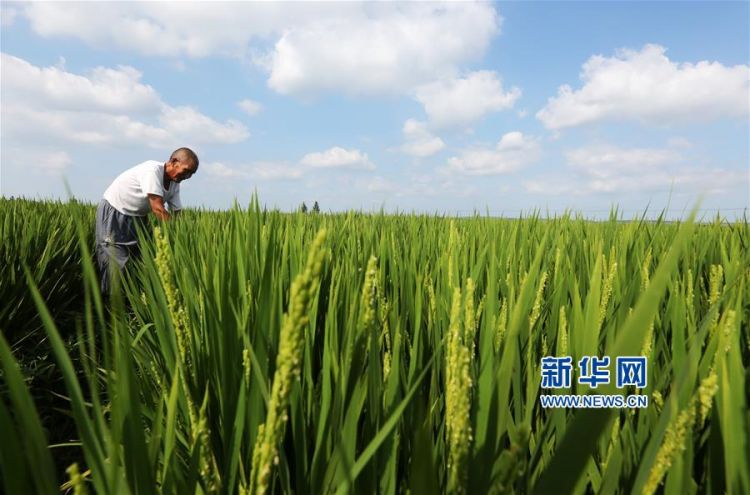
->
[96, 147, 199, 294]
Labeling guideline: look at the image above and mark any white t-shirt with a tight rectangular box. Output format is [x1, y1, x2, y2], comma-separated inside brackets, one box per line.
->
[103, 160, 182, 216]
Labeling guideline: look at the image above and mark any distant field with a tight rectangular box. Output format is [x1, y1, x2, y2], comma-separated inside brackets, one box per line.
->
[1, 197, 748, 494]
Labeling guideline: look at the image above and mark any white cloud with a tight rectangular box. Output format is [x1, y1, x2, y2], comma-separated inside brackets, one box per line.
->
[361, 174, 477, 199]
[17, 3, 500, 97]
[204, 161, 304, 181]
[1, 53, 249, 149]
[300, 147, 375, 170]
[414, 71, 521, 128]
[205, 162, 246, 178]
[238, 99, 263, 116]
[20, 2, 282, 58]
[158, 106, 248, 143]
[446, 132, 540, 175]
[524, 141, 747, 196]
[399, 119, 445, 157]
[251, 162, 305, 180]
[266, 3, 499, 97]
[565, 144, 682, 178]
[41, 151, 73, 173]
[409, 176, 478, 198]
[2, 147, 72, 174]
[525, 168, 748, 196]
[205, 147, 375, 183]
[366, 176, 400, 193]
[537, 44, 750, 129]
[2, 53, 161, 114]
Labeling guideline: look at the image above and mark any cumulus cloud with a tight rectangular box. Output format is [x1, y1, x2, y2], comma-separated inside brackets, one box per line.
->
[414, 71, 521, 128]
[523, 141, 747, 195]
[537, 44, 750, 129]
[204, 162, 246, 179]
[238, 98, 263, 116]
[251, 162, 306, 180]
[16, 3, 501, 97]
[366, 176, 400, 194]
[204, 146, 375, 184]
[300, 147, 375, 170]
[525, 168, 748, 196]
[2, 53, 161, 114]
[40, 151, 73, 173]
[2, 147, 72, 174]
[565, 144, 682, 178]
[19, 2, 289, 58]
[158, 106, 248, 143]
[446, 132, 540, 175]
[362, 174, 477, 199]
[399, 119, 445, 157]
[266, 3, 499, 96]
[204, 161, 304, 181]
[1, 53, 249, 149]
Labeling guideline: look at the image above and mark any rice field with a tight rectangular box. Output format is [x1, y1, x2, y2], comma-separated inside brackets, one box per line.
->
[1, 197, 748, 494]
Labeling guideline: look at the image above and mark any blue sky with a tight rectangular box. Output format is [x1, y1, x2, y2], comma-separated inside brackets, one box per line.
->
[1, 1, 748, 218]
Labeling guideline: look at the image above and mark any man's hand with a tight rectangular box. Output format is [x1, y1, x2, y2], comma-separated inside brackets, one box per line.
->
[148, 194, 171, 220]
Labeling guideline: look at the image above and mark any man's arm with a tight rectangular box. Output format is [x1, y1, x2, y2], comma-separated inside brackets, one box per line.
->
[148, 194, 171, 220]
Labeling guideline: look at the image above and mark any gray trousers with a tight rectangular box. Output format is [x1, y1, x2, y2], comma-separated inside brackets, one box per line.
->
[95, 199, 147, 294]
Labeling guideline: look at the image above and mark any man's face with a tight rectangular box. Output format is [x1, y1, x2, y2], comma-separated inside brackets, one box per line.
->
[169, 157, 198, 183]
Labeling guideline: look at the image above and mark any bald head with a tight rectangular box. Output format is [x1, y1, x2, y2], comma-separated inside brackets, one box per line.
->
[170, 147, 199, 170]
[165, 147, 199, 183]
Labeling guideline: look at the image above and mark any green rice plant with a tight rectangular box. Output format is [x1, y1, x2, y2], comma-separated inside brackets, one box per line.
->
[0, 198, 747, 494]
[251, 229, 327, 494]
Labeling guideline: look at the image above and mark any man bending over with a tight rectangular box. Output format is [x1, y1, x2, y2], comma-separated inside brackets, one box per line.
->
[96, 147, 198, 294]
